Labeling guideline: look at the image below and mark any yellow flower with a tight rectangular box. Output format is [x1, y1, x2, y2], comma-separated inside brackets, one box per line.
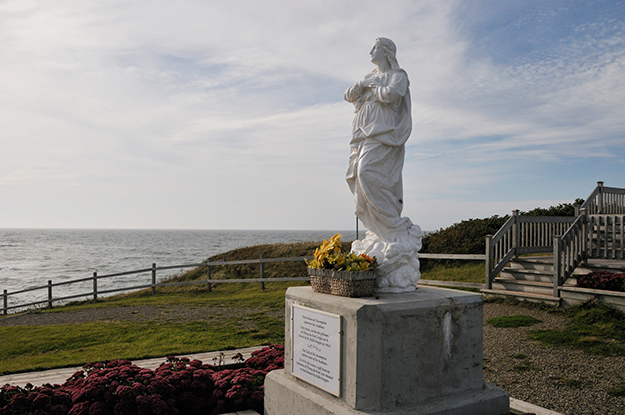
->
[306, 234, 377, 271]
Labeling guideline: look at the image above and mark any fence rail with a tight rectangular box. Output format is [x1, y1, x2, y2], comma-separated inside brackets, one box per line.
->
[1, 253, 482, 315]
[1, 256, 312, 315]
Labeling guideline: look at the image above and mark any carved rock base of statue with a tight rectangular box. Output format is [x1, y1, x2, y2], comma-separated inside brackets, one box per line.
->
[351, 224, 422, 293]
[264, 286, 509, 415]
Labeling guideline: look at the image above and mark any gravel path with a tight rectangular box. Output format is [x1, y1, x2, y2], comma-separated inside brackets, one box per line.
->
[2, 300, 624, 414]
[483, 300, 625, 415]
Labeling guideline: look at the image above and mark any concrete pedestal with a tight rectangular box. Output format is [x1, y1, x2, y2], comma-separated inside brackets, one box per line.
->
[264, 286, 509, 415]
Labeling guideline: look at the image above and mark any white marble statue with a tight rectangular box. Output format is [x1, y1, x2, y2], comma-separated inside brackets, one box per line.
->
[345, 37, 423, 292]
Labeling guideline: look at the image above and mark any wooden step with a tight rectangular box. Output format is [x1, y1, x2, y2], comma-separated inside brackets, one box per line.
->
[575, 261, 625, 274]
[492, 278, 554, 296]
[482, 288, 561, 306]
[507, 257, 554, 272]
[500, 268, 553, 283]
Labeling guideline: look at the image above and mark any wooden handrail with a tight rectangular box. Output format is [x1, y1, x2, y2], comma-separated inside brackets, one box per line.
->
[553, 213, 587, 296]
[485, 212, 575, 288]
[581, 181, 625, 214]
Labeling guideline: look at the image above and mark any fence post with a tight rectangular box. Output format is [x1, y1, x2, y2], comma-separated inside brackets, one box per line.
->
[2, 289, 7, 315]
[553, 236, 561, 298]
[93, 272, 98, 301]
[485, 235, 493, 289]
[512, 210, 519, 257]
[206, 263, 212, 292]
[260, 254, 265, 290]
[597, 181, 604, 213]
[151, 263, 157, 295]
[580, 208, 588, 262]
[48, 280, 53, 308]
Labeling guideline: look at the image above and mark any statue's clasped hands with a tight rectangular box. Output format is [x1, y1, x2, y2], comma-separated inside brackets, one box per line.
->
[359, 77, 382, 89]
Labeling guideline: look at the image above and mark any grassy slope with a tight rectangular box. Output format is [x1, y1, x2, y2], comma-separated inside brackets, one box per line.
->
[0, 241, 483, 375]
[0, 283, 299, 374]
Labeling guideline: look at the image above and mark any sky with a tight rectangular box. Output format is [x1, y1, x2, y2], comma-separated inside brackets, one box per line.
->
[1, 0, 624, 232]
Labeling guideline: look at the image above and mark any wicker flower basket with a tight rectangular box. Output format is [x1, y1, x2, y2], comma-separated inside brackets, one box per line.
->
[307, 268, 377, 297]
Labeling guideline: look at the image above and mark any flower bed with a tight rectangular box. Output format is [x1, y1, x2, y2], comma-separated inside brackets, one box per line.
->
[576, 270, 625, 292]
[0, 342, 543, 415]
[0, 345, 284, 415]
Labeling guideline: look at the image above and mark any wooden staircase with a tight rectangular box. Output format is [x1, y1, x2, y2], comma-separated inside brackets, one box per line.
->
[482, 255, 625, 305]
[483, 182, 625, 306]
[483, 256, 563, 305]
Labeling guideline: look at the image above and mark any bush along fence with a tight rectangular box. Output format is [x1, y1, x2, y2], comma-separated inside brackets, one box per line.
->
[1, 253, 482, 315]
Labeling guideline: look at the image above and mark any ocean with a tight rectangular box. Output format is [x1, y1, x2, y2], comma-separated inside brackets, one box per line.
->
[0, 228, 356, 311]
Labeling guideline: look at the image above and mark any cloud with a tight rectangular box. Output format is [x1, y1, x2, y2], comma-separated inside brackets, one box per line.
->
[1, 0, 624, 230]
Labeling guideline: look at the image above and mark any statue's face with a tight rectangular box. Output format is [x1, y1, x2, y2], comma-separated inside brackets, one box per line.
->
[370, 41, 386, 65]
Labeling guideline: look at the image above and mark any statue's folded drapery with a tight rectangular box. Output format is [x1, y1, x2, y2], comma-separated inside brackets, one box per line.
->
[345, 70, 413, 242]
[344, 38, 422, 292]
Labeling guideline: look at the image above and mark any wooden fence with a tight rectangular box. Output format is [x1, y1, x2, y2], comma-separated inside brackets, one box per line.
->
[1, 253, 483, 315]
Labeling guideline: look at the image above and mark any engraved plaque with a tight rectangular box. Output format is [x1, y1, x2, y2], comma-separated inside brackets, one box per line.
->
[291, 304, 341, 396]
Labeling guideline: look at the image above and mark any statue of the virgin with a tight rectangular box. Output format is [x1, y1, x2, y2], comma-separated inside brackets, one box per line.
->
[345, 38, 422, 292]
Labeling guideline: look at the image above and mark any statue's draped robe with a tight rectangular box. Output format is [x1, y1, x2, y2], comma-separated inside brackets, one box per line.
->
[345, 69, 422, 291]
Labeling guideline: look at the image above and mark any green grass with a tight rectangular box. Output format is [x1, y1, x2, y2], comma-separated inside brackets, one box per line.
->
[0, 319, 283, 375]
[487, 315, 541, 328]
[0, 282, 298, 375]
[420, 261, 484, 283]
[560, 378, 583, 389]
[528, 301, 625, 356]
[608, 384, 625, 397]
[513, 360, 534, 373]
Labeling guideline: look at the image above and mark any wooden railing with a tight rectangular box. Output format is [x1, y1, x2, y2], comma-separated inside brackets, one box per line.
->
[588, 214, 625, 260]
[554, 211, 587, 296]
[581, 181, 625, 214]
[1, 256, 311, 315]
[484, 215, 515, 290]
[1, 253, 482, 315]
[487, 181, 625, 297]
[485, 211, 574, 289]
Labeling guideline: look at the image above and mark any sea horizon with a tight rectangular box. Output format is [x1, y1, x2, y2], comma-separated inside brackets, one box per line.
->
[0, 228, 360, 308]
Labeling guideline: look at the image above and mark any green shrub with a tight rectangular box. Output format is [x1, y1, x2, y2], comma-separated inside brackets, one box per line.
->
[419, 199, 583, 271]
[520, 198, 584, 216]
[421, 215, 508, 271]
[528, 301, 625, 356]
